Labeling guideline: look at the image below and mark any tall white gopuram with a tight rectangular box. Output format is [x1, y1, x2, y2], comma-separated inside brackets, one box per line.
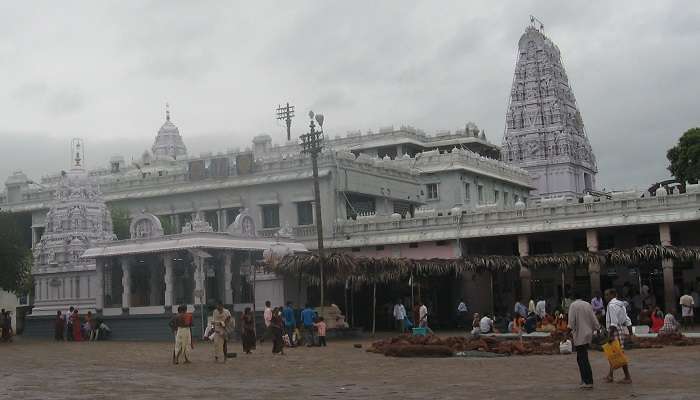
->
[31, 139, 116, 315]
[501, 21, 597, 197]
[152, 104, 187, 161]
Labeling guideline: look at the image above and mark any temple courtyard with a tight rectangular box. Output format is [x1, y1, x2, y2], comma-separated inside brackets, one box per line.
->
[1, 336, 699, 399]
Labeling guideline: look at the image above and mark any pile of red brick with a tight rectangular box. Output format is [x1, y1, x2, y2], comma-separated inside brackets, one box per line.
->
[367, 334, 568, 357]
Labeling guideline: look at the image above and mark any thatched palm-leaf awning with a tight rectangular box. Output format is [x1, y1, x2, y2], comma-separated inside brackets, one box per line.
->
[266, 245, 700, 286]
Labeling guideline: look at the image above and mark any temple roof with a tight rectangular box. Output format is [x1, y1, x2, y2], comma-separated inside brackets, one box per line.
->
[81, 232, 307, 258]
[152, 104, 187, 161]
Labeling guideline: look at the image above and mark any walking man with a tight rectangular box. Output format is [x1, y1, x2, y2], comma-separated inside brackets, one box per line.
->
[262, 300, 273, 342]
[568, 293, 600, 390]
[212, 301, 232, 362]
[605, 288, 632, 383]
[301, 304, 316, 346]
[282, 301, 296, 344]
[393, 299, 406, 333]
[418, 301, 429, 328]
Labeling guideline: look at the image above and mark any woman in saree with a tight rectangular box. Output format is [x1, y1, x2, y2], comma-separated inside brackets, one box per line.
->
[241, 307, 256, 354]
[271, 308, 285, 355]
[71, 309, 83, 341]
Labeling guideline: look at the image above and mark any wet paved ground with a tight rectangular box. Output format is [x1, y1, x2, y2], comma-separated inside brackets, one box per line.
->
[1, 335, 699, 399]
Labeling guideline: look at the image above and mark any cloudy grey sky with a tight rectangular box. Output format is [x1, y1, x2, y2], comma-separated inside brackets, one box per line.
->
[1, 1, 699, 190]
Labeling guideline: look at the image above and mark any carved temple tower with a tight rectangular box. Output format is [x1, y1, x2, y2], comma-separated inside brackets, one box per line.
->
[31, 139, 116, 315]
[501, 23, 597, 197]
[152, 104, 187, 161]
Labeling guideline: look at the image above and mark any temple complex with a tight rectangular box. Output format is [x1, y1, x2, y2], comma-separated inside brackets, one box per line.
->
[1, 22, 699, 338]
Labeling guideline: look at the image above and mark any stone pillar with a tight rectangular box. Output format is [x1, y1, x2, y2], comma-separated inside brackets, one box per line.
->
[223, 253, 233, 305]
[149, 262, 161, 306]
[193, 258, 204, 305]
[517, 235, 531, 302]
[662, 258, 675, 314]
[221, 209, 229, 231]
[95, 259, 105, 312]
[586, 229, 601, 297]
[34, 280, 40, 301]
[216, 210, 223, 232]
[164, 254, 174, 310]
[659, 223, 675, 313]
[121, 258, 131, 311]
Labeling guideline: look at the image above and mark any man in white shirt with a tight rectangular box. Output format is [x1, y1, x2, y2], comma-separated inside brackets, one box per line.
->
[605, 288, 632, 384]
[680, 292, 695, 329]
[419, 302, 428, 328]
[212, 301, 232, 362]
[535, 299, 547, 319]
[479, 315, 494, 334]
[393, 300, 406, 333]
[261, 300, 273, 343]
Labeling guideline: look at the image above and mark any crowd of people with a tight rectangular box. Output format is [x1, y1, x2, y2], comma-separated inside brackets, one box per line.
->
[464, 286, 698, 390]
[53, 306, 111, 342]
[171, 299, 330, 365]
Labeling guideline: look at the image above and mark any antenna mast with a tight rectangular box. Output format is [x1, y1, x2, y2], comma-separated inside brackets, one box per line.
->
[276, 102, 295, 141]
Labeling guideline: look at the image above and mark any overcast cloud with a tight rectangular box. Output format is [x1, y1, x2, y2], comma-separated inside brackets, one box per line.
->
[1, 1, 699, 191]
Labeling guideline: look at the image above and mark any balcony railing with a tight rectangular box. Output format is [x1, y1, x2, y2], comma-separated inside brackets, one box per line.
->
[334, 193, 700, 236]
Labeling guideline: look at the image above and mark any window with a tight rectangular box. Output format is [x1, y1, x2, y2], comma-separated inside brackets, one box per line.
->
[494, 190, 500, 204]
[409, 243, 419, 248]
[297, 201, 313, 226]
[465, 183, 471, 201]
[345, 193, 376, 220]
[261, 205, 280, 228]
[426, 183, 439, 200]
[503, 192, 509, 206]
[477, 185, 484, 204]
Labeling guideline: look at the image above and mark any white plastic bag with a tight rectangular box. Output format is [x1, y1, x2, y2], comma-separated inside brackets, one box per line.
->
[559, 339, 573, 354]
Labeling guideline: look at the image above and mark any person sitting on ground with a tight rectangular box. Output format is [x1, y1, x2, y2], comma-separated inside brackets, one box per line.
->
[659, 313, 680, 336]
[510, 314, 524, 334]
[555, 311, 569, 333]
[524, 312, 538, 334]
[638, 308, 651, 328]
[535, 299, 547, 321]
[506, 314, 514, 333]
[537, 314, 556, 332]
[650, 307, 664, 333]
[470, 313, 481, 335]
[479, 314, 495, 334]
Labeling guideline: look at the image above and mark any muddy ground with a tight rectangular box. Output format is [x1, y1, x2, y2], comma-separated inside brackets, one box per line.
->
[1, 336, 699, 399]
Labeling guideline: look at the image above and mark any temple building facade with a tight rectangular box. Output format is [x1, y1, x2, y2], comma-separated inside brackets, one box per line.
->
[1, 23, 699, 336]
[501, 24, 597, 197]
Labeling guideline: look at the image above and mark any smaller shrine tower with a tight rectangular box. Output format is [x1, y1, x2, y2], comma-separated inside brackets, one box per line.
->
[31, 139, 116, 315]
[152, 103, 188, 161]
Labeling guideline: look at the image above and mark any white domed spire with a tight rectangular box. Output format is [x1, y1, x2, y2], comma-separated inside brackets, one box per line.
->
[152, 103, 187, 161]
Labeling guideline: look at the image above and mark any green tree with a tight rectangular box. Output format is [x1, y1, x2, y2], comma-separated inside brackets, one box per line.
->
[0, 212, 33, 293]
[110, 207, 131, 240]
[667, 127, 700, 184]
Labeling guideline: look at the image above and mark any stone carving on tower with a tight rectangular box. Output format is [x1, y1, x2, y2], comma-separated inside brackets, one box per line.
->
[32, 139, 116, 314]
[152, 103, 188, 161]
[501, 20, 597, 197]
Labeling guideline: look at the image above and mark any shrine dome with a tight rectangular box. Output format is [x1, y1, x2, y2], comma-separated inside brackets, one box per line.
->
[152, 104, 188, 161]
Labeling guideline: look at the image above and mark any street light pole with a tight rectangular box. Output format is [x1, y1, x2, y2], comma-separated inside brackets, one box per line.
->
[300, 111, 325, 317]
